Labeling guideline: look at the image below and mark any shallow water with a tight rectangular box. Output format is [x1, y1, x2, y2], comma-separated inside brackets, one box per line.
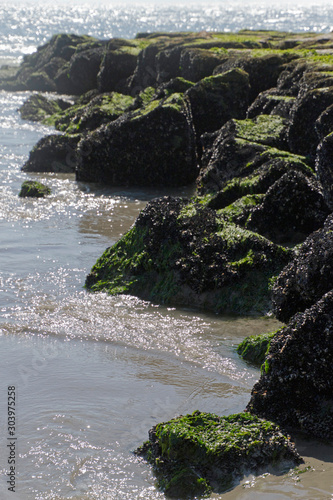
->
[1, 3, 333, 496]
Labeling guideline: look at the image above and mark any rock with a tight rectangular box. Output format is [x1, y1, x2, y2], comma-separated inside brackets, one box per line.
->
[6, 34, 101, 92]
[214, 51, 298, 102]
[288, 86, 333, 160]
[197, 115, 292, 194]
[185, 68, 250, 139]
[247, 170, 330, 244]
[316, 132, 333, 208]
[47, 92, 134, 134]
[19, 93, 71, 122]
[272, 214, 333, 323]
[55, 46, 105, 95]
[137, 411, 302, 498]
[97, 39, 140, 93]
[247, 90, 296, 120]
[85, 196, 292, 315]
[22, 134, 80, 173]
[179, 47, 226, 82]
[237, 331, 278, 366]
[19, 180, 51, 198]
[315, 104, 333, 142]
[206, 156, 312, 210]
[247, 291, 333, 439]
[76, 93, 197, 187]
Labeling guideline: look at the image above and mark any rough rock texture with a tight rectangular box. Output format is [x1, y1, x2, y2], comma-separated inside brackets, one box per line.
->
[247, 170, 330, 243]
[272, 214, 333, 323]
[137, 411, 302, 498]
[76, 94, 197, 186]
[19, 180, 51, 198]
[46, 92, 134, 134]
[288, 86, 333, 160]
[197, 115, 292, 194]
[55, 45, 105, 95]
[5, 34, 102, 93]
[185, 68, 250, 139]
[85, 196, 291, 315]
[22, 134, 80, 173]
[19, 93, 71, 122]
[97, 39, 140, 93]
[316, 132, 333, 209]
[247, 291, 333, 440]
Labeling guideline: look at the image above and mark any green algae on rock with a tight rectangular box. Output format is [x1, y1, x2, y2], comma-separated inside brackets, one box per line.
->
[85, 196, 292, 315]
[76, 94, 197, 187]
[19, 180, 51, 198]
[136, 411, 302, 498]
[237, 331, 277, 366]
[46, 91, 135, 134]
[18, 93, 71, 123]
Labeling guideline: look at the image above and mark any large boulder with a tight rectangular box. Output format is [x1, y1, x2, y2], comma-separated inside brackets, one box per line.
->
[85, 196, 291, 315]
[137, 411, 302, 498]
[272, 214, 333, 323]
[288, 86, 333, 160]
[185, 68, 250, 139]
[247, 170, 330, 243]
[76, 93, 197, 187]
[7, 34, 101, 92]
[22, 134, 80, 173]
[247, 291, 333, 440]
[97, 40, 140, 93]
[197, 115, 292, 194]
[55, 46, 105, 95]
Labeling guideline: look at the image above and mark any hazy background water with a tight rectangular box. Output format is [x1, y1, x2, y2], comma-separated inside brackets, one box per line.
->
[0, 2, 333, 499]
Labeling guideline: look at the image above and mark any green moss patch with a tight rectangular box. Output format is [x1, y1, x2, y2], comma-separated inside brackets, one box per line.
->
[137, 410, 302, 498]
[19, 180, 51, 198]
[86, 198, 292, 315]
[237, 330, 278, 366]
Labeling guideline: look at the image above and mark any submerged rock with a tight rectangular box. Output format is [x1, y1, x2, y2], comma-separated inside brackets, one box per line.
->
[85, 196, 291, 315]
[19, 180, 51, 198]
[237, 331, 277, 366]
[137, 411, 302, 498]
[272, 214, 333, 323]
[247, 291, 333, 439]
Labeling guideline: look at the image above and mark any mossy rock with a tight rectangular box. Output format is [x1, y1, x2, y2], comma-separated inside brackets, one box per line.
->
[19, 180, 51, 198]
[137, 410, 302, 498]
[85, 197, 292, 315]
[76, 94, 197, 187]
[19, 93, 71, 123]
[185, 68, 251, 140]
[46, 92, 134, 133]
[237, 331, 277, 366]
[197, 115, 304, 195]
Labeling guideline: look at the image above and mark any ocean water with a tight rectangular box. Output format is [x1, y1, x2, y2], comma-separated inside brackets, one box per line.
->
[0, 3, 333, 499]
